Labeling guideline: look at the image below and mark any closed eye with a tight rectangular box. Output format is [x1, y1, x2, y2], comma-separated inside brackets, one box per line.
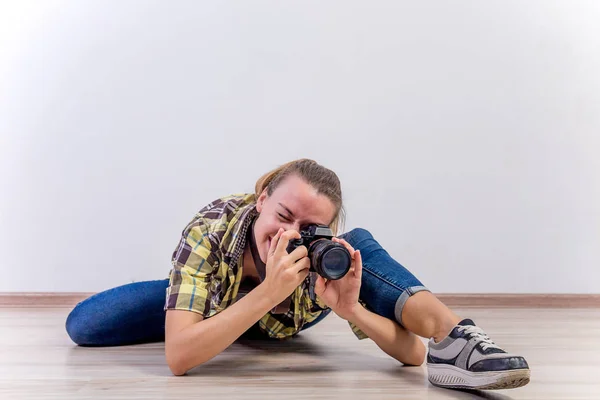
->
[277, 213, 292, 222]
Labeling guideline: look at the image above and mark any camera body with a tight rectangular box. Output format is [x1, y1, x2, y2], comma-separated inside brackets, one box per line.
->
[286, 224, 352, 280]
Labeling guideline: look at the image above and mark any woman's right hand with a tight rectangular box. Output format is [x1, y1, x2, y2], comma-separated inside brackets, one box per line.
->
[260, 228, 310, 305]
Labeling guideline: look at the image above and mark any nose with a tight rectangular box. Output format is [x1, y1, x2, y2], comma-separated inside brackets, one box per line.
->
[283, 221, 301, 232]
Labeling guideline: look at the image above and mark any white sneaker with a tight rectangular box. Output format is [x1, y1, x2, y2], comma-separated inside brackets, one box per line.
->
[427, 319, 530, 390]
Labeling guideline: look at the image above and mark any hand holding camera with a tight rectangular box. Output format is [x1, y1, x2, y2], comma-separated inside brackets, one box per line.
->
[314, 236, 363, 321]
[285, 224, 352, 280]
[261, 224, 356, 311]
[261, 228, 311, 306]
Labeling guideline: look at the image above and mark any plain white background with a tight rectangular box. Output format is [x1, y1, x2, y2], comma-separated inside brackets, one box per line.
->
[1, 1, 598, 293]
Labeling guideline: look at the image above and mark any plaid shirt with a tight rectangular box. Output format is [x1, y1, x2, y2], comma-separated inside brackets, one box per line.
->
[164, 193, 367, 340]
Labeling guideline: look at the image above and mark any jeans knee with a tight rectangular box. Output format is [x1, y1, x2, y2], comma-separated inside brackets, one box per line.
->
[343, 228, 380, 251]
[65, 305, 83, 345]
[346, 228, 373, 241]
[65, 302, 99, 346]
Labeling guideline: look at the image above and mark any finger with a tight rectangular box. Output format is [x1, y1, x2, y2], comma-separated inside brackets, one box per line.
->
[275, 229, 300, 257]
[291, 256, 310, 274]
[268, 228, 285, 258]
[298, 267, 310, 282]
[286, 244, 308, 264]
[314, 275, 326, 296]
[292, 258, 310, 283]
[354, 250, 363, 280]
[333, 237, 356, 257]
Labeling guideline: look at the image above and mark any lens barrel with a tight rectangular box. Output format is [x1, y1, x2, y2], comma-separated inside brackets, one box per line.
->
[309, 239, 352, 280]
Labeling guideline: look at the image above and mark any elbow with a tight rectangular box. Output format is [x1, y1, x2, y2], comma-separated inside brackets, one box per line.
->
[166, 347, 188, 376]
[165, 340, 210, 376]
[165, 341, 195, 376]
[169, 364, 188, 377]
[168, 362, 188, 377]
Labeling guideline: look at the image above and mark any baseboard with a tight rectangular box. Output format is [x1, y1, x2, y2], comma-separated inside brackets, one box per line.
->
[436, 294, 600, 308]
[0, 293, 95, 307]
[1, 292, 599, 308]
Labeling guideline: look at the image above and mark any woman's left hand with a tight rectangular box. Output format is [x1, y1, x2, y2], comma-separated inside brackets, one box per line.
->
[314, 237, 362, 321]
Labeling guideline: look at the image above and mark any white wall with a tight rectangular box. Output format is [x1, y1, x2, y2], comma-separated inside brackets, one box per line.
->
[1, 1, 599, 293]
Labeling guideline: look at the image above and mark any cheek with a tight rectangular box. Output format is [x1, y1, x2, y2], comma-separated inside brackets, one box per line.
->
[263, 220, 279, 242]
[254, 217, 279, 259]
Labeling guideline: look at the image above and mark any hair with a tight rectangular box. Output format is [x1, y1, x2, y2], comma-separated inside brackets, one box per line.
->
[254, 158, 346, 235]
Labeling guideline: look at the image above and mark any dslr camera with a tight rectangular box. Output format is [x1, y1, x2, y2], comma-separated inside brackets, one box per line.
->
[286, 224, 352, 280]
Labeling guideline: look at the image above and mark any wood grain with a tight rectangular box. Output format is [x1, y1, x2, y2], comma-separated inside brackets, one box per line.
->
[1, 292, 599, 308]
[0, 307, 598, 399]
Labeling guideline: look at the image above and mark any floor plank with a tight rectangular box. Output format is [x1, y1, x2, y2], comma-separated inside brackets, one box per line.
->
[0, 307, 598, 399]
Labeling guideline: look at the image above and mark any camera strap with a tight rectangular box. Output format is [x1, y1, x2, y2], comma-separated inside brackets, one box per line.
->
[247, 218, 267, 282]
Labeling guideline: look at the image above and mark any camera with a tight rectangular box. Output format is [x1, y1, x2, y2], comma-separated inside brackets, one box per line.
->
[286, 224, 352, 280]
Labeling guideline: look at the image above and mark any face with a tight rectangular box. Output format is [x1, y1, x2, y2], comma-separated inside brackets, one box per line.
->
[253, 174, 337, 263]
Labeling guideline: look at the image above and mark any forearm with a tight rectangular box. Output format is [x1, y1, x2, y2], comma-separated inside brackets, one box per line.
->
[166, 284, 277, 374]
[346, 305, 426, 366]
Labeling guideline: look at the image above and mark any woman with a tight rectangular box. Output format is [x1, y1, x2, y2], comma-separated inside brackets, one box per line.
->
[66, 159, 530, 390]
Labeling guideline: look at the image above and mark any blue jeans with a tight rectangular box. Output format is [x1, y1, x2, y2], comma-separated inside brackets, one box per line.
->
[66, 228, 428, 346]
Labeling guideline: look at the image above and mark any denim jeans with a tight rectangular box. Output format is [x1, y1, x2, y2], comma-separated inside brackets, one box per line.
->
[66, 228, 428, 346]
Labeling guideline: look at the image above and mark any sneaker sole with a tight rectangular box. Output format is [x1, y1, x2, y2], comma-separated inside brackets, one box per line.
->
[427, 363, 530, 390]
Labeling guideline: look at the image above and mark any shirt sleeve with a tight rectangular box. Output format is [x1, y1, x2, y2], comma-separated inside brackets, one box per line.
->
[348, 321, 369, 340]
[164, 218, 218, 317]
[348, 299, 370, 340]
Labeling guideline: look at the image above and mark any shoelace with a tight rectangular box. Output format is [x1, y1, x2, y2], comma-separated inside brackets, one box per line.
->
[457, 325, 501, 351]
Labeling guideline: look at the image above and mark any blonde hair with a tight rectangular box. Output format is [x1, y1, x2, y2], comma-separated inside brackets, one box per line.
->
[254, 159, 345, 235]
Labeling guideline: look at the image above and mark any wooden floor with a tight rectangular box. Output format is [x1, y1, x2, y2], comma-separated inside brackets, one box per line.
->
[0, 307, 599, 400]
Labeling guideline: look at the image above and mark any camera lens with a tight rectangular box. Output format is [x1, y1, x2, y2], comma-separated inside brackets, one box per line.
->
[309, 239, 352, 280]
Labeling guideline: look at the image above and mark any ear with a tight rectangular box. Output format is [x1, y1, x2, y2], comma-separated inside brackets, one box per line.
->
[256, 189, 268, 213]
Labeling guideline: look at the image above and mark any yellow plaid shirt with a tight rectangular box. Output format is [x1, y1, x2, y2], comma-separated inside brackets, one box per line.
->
[164, 193, 368, 340]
